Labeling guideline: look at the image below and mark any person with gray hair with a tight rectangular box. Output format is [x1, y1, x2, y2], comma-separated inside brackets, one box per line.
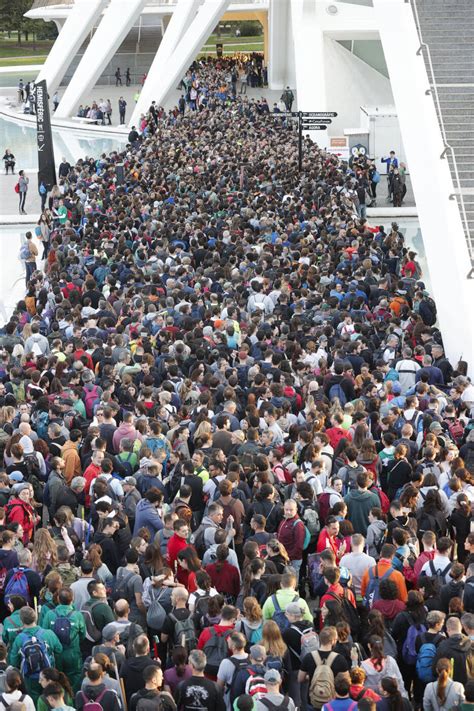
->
[175, 649, 225, 711]
[395, 345, 420, 393]
[4, 546, 42, 607]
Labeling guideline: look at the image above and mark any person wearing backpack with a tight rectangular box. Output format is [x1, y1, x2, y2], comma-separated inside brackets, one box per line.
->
[198, 604, 239, 678]
[8, 606, 62, 704]
[113, 550, 146, 627]
[434, 616, 472, 685]
[230, 644, 268, 701]
[120, 634, 161, 704]
[2, 594, 26, 648]
[359, 635, 407, 698]
[390, 590, 427, 703]
[255, 669, 296, 711]
[41, 587, 85, 693]
[282, 602, 318, 709]
[262, 570, 313, 627]
[75, 662, 121, 711]
[216, 631, 249, 710]
[161, 587, 197, 660]
[0, 668, 35, 711]
[277, 499, 306, 579]
[81, 580, 115, 657]
[3, 548, 41, 607]
[360, 543, 408, 607]
[420, 537, 454, 585]
[297, 626, 349, 710]
[423, 657, 466, 711]
[414, 610, 446, 687]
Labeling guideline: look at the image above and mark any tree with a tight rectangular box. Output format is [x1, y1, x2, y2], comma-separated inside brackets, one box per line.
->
[0, 0, 36, 44]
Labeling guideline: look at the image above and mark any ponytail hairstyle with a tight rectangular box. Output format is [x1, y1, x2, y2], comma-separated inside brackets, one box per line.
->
[195, 570, 212, 594]
[368, 635, 386, 672]
[242, 558, 265, 597]
[38, 667, 73, 700]
[380, 677, 404, 711]
[436, 658, 451, 705]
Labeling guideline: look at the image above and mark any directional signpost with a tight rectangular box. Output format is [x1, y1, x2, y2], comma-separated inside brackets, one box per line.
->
[297, 111, 338, 171]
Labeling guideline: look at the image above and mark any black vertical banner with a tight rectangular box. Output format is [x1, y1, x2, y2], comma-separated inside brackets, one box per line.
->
[35, 80, 56, 191]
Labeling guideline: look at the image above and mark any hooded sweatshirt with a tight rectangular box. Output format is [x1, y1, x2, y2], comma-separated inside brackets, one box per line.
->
[120, 656, 161, 703]
[344, 488, 380, 535]
[434, 634, 473, 685]
[366, 519, 387, 559]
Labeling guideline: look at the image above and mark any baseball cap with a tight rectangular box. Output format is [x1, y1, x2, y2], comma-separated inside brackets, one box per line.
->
[124, 476, 137, 486]
[264, 669, 282, 684]
[285, 602, 303, 616]
[250, 645, 266, 663]
[392, 382, 402, 395]
[8, 471, 24, 483]
[430, 422, 443, 432]
[102, 626, 118, 642]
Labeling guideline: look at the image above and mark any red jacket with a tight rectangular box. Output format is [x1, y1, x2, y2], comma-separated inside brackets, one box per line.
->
[316, 528, 346, 561]
[413, 550, 436, 585]
[6, 499, 36, 544]
[167, 533, 188, 573]
[320, 582, 356, 611]
[278, 516, 305, 561]
[205, 561, 240, 598]
[83, 462, 102, 506]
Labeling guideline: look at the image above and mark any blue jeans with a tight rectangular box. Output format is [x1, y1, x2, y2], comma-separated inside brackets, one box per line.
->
[25, 261, 36, 285]
[290, 558, 302, 580]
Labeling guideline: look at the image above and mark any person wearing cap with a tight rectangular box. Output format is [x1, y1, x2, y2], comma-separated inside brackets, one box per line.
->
[255, 668, 295, 711]
[42, 586, 86, 692]
[230, 644, 268, 701]
[123, 476, 141, 531]
[5, 484, 39, 544]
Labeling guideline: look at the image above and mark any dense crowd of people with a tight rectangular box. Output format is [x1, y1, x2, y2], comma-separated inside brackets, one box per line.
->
[2, 56, 474, 711]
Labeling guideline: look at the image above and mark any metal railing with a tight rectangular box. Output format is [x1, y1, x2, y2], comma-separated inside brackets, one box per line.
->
[409, 0, 473, 266]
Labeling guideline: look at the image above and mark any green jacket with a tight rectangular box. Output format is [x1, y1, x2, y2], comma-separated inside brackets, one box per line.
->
[2, 610, 23, 647]
[83, 597, 115, 630]
[42, 604, 86, 647]
[262, 588, 312, 622]
[9, 624, 62, 668]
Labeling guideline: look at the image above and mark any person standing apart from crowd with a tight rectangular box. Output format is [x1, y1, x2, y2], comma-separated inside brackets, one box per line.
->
[18, 170, 29, 214]
[53, 91, 60, 111]
[126, 68, 131, 86]
[115, 68, 122, 86]
[119, 97, 127, 125]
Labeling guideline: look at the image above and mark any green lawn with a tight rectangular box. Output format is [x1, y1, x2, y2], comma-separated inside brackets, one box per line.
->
[0, 56, 46, 67]
[0, 38, 54, 58]
[201, 34, 264, 54]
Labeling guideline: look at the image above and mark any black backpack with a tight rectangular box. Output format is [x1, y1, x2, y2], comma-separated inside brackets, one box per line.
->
[326, 590, 361, 640]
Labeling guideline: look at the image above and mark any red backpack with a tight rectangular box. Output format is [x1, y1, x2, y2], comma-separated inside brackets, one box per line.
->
[370, 486, 390, 514]
[317, 493, 332, 525]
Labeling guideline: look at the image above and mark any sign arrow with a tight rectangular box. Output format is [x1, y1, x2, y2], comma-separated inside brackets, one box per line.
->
[301, 125, 328, 131]
[301, 111, 338, 117]
[301, 118, 332, 124]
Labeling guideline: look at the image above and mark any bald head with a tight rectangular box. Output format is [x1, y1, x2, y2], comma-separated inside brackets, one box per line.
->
[447, 617, 462, 636]
[114, 600, 130, 618]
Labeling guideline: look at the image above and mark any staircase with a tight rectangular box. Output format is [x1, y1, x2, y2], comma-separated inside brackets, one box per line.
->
[412, 0, 474, 266]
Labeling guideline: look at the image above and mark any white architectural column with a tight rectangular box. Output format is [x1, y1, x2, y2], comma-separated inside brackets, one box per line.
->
[55, 0, 146, 119]
[268, 0, 288, 89]
[291, 0, 326, 112]
[35, 0, 108, 96]
[130, 0, 202, 126]
[131, 0, 230, 118]
[373, 0, 474, 372]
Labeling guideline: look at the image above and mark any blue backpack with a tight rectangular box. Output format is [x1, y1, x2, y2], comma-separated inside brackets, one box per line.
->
[372, 170, 381, 184]
[293, 519, 311, 550]
[329, 383, 347, 406]
[416, 633, 442, 682]
[272, 593, 299, 631]
[4, 568, 31, 604]
[402, 622, 426, 665]
[52, 610, 73, 647]
[19, 632, 52, 679]
[363, 566, 394, 609]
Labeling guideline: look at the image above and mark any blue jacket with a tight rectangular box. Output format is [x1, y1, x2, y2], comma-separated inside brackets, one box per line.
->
[133, 499, 164, 537]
